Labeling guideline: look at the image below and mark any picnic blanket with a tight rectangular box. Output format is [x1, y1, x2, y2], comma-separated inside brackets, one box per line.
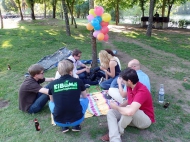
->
[51, 92, 112, 125]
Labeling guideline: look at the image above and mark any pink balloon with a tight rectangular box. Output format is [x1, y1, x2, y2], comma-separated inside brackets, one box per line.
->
[101, 21, 109, 27]
[87, 14, 94, 21]
[100, 26, 109, 34]
[104, 34, 109, 41]
[93, 30, 101, 37]
[94, 6, 104, 16]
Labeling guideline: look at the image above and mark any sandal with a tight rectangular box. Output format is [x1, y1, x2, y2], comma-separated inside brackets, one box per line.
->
[101, 133, 109, 141]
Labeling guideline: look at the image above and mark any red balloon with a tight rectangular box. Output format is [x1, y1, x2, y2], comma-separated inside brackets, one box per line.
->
[100, 21, 109, 27]
[104, 34, 109, 41]
[100, 26, 109, 34]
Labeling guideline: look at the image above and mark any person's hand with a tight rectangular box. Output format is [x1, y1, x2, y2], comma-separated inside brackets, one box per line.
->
[117, 77, 123, 85]
[85, 68, 90, 73]
[109, 100, 118, 109]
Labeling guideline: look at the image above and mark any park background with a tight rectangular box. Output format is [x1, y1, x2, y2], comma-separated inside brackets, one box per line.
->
[0, 0, 190, 142]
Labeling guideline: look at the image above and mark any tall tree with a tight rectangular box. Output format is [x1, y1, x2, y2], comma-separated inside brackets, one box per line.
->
[26, 0, 36, 20]
[62, 0, 71, 36]
[51, 0, 57, 18]
[89, 0, 98, 68]
[146, 0, 155, 37]
[0, 8, 3, 29]
[66, 0, 77, 28]
[43, 0, 47, 18]
[16, 0, 24, 20]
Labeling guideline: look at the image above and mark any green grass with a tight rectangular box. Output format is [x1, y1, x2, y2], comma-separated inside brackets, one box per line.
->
[0, 18, 190, 142]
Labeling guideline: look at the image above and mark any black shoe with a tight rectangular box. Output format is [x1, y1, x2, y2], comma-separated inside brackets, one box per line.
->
[62, 127, 69, 133]
[72, 125, 81, 132]
[99, 77, 105, 85]
[85, 84, 91, 89]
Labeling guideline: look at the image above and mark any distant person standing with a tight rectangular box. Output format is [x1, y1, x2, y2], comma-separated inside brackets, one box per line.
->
[154, 12, 159, 18]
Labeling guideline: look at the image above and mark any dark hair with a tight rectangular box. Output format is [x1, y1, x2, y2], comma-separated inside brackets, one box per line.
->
[105, 49, 115, 56]
[120, 68, 139, 84]
[28, 64, 44, 77]
[72, 49, 82, 56]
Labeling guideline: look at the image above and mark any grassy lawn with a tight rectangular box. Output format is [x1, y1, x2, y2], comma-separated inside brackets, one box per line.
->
[0, 18, 190, 142]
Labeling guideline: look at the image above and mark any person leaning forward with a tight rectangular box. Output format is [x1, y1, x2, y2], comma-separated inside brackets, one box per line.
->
[48, 60, 89, 133]
[101, 68, 155, 142]
[19, 64, 55, 113]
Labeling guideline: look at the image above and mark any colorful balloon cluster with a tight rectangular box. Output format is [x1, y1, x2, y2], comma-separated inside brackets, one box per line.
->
[86, 6, 111, 41]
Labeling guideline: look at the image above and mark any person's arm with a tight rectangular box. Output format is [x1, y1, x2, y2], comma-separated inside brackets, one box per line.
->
[45, 78, 55, 82]
[49, 95, 53, 102]
[39, 88, 49, 95]
[81, 90, 87, 98]
[117, 77, 127, 97]
[110, 101, 141, 116]
[103, 61, 116, 78]
[119, 100, 128, 107]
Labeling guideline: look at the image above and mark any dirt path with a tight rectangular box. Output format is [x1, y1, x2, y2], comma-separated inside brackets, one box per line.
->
[103, 25, 190, 113]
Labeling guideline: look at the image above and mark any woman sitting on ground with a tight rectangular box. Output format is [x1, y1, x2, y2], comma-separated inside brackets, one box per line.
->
[99, 50, 121, 90]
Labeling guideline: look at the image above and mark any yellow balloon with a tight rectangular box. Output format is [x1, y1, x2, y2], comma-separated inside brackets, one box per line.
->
[89, 9, 96, 17]
[102, 13, 111, 22]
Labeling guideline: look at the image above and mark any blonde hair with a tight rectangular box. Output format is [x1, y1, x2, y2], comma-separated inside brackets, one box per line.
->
[58, 60, 74, 76]
[99, 50, 113, 69]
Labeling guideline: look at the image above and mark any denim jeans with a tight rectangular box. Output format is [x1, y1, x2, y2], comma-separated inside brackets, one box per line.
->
[100, 75, 119, 90]
[77, 67, 88, 79]
[28, 85, 49, 114]
[49, 98, 89, 127]
[28, 93, 49, 114]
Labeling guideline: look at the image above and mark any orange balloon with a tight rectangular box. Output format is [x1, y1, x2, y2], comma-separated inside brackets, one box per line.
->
[86, 23, 94, 31]
[97, 33, 104, 41]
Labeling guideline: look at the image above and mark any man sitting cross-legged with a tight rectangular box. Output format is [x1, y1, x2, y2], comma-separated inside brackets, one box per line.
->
[48, 60, 89, 133]
[101, 68, 155, 142]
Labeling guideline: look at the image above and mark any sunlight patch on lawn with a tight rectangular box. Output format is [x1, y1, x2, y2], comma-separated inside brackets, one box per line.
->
[1, 40, 12, 48]
[44, 30, 59, 35]
[124, 31, 139, 38]
[73, 34, 85, 40]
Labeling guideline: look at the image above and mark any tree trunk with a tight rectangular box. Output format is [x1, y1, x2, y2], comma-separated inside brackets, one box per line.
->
[66, 0, 77, 28]
[89, 0, 98, 68]
[162, 0, 166, 17]
[62, 0, 71, 36]
[31, 4, 35, 20]
[17, 0, 24, 20]
[53, 5, 56, 18]
[115, 0, 119, 25]
[146, 0, 154, 37]
[44, 0, 46, 18]
[0, 8, 3, 29]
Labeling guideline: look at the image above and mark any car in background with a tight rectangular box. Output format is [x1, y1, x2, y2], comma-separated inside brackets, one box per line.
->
[2, 13, 18, 19]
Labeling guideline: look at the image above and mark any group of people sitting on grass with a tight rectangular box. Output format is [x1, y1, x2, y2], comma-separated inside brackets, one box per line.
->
[19, 48, 155, 142]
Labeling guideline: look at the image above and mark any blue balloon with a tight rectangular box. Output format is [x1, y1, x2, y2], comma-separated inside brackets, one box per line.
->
[94, 24, 102, 30]
[96, 16, 102, 23]
[91, 18, 99, 27]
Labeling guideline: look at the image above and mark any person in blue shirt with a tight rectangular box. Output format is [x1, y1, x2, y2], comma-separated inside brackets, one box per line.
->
[108, 59, 151, 103]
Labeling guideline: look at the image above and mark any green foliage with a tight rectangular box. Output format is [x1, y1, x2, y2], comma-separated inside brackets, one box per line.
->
[1, 0, 18, 12]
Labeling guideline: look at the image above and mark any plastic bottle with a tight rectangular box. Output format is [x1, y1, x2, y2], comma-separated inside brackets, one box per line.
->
[34, 118, 40, 131]
[159, 84, 164, 103]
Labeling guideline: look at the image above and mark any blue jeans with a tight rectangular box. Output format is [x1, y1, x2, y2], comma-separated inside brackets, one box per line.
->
[28, 85, 49, 114]
[49, 98, 89, 127]
[100, 75, 119, 90]
[77, 67, 88, 79]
